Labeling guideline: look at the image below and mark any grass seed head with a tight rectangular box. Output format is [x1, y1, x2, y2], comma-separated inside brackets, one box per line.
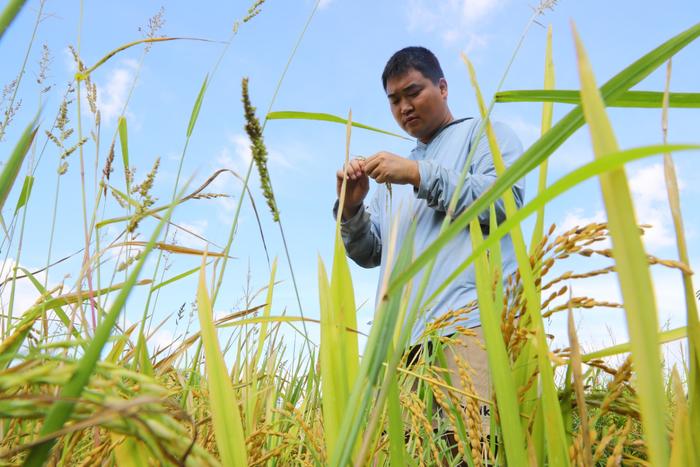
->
[242, 77, 279, 222]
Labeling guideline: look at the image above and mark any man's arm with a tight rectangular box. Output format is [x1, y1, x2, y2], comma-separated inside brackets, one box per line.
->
[333, 197, 382, 268]
[415, 121, 524, 223]
[333, 158, 382, 268]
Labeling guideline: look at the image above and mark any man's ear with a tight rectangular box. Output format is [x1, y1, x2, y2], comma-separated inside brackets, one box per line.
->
[439, 78, 448, 99]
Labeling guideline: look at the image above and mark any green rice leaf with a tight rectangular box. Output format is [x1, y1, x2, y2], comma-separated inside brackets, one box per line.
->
[573, 22, 669, 466]
[318, 256, 343, 456]
[496, 89, 700, 108]
[195, 253, 248, 466]
[254, 257, 278, 369]
[137, 333, 154, 377]
[669, 369, 697, 466]
[151, 264, 203, 291]
[0, 0, 27, 40]
[16, 266, 83, 347]
[13, 175, 33, 213]
[660, 59, 700, 434]
[331, 224, 416, 466]
[118, 116, 130, 194]
[75, 37, 212, 80]
[470, 219, 528, 466]
[581, 326, 687, 361]
[113, 435, 151, 467]
[530, 25, 555, 253]
[187, 74, 208, 138]
[386, 374, 407, 467]
[466, 53, 569, 466]
[0, 119, 37, 212]
[266, 110, 411, 140]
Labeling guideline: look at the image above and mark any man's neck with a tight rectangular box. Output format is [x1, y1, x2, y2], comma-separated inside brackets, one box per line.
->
[419, 111, 455, 144]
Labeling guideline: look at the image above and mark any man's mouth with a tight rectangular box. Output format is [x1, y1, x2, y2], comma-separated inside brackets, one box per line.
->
[404, 116, 419, 126]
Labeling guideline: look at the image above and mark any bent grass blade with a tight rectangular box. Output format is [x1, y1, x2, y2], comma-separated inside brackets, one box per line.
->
[266, 110, 411, 140]
[573, 22, 670, 466]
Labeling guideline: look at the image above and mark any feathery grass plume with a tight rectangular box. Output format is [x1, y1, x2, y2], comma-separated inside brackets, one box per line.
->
[242, 77, 279, 222]
[37, 44, 51, 88]
[0, 79, 21, 141]
[69, 45, 99, 119]
[127, 158, 160, 233]
[101, 140, 115, 195]
[139, 6, 166, 52]
[45, 84, 88, 174]
[243, 0, 266, 23]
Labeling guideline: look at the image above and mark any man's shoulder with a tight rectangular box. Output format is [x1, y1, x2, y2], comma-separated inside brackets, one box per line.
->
[457, 117, 522, 147]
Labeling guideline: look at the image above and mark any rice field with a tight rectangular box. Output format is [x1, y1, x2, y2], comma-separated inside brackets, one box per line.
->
[1, 0, 699, 465]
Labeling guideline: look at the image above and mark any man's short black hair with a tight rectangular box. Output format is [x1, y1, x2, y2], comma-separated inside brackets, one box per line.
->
[381, 46, 444, 91]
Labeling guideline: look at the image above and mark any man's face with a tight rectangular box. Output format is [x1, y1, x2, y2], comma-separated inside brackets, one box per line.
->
[386, 68, 450, 143]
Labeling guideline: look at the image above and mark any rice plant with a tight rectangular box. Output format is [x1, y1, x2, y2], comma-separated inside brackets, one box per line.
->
[0, 1, 698, 466]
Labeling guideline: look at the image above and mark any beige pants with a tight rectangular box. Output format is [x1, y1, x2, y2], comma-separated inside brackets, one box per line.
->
[442, 327, 492, 434]
[406, 327, 492, 435]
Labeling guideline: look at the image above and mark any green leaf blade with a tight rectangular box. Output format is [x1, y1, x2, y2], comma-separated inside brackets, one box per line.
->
[266, 110, 411, 140]
[573, 22, 670, 467]
[196, 256, 248, 466]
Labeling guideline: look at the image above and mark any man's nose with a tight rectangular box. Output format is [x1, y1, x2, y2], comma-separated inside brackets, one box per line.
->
[400, 101, 413, 114]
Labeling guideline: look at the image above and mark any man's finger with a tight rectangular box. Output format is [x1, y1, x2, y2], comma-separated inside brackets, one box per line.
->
[364, 156, 380, 173]
[350, 159, 363, 177]
[366, 166, 382, 181]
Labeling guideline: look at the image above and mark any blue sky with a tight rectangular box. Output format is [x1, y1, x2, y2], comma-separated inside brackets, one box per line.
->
[1, 0, 699, 360]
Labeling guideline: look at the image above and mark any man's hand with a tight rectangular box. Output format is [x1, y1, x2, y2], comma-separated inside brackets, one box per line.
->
[364, 151, 420, 188]
[336, 157, 370, 220]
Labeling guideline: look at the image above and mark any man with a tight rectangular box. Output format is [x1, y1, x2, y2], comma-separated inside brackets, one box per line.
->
[333, 46, 524, 454]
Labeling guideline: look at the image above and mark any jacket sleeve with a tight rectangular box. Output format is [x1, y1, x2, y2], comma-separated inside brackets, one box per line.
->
[332, 193, 382, 268]
[414, 121, 524, 224]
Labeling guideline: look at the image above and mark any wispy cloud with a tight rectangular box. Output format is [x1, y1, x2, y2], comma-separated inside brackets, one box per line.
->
[554, 162, 684, 252]
[0, 259, 49, 314]
[220, 133, 292, 173]
[629, 162, 683, 251]
[96, 59, 140, 124]
[172, 219, 209, 250]
[405, 0, 505, 49]
[558, 208, 606, 232]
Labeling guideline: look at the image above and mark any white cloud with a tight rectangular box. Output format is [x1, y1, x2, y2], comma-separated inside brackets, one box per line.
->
[63, 47, 77, 73]
[558, 208, 606, 233]
[554, 163, 684, 253]
[500, 115, 541, 148]
[210, 132, 294, 219]
[406, 0, 503, 48]
[96, 59, 140, 124]
[172, 220, 209, 250]
[149, 327, 178, 354]
[318, 0, 333, 9]
[542, 257, 691, 358]
[219, 133, 292, 173]
[628, 163, 683, 251]
[461, 0, 503, 25]
[0, 259, 46, 316]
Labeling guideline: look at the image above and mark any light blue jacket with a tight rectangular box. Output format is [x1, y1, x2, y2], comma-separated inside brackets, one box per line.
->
[336, 117, 524, 344]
